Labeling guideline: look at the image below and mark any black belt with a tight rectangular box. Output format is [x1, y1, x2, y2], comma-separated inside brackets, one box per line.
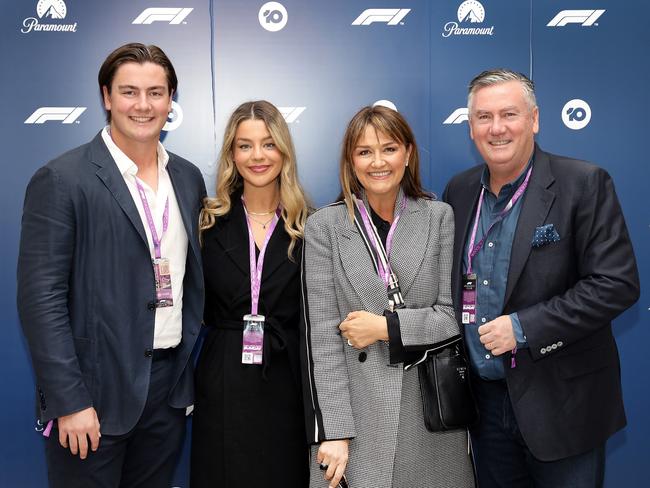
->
[152, 346, 178, 361]
[205, 318, 298, 381]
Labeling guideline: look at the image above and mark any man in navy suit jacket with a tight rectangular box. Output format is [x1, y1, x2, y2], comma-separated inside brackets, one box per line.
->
[443, 69, 639, 487]
[17, 43, 206, 487]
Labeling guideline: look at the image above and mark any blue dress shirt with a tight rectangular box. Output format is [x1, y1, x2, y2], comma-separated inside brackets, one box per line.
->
[462, 162, 531, 380]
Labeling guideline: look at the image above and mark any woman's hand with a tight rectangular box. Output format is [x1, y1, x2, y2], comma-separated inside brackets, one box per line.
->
[317, 439, 349, 488]
[339, 311, 388, 349]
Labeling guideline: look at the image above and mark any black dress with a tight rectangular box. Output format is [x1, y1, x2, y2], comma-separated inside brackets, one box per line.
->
[191, 197, 308, 487]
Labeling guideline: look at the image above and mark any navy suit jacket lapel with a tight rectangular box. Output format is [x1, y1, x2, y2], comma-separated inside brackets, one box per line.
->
[504, 146, 556, 307]
[90, 132, 149, 249]
[167, 156, 201, 265]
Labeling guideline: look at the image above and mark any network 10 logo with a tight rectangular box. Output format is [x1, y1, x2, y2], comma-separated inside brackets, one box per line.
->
[561, 99, 591, 130]
[259, 2, 288, 32]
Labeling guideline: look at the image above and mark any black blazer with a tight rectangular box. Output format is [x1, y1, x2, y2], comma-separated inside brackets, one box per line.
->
[443, 145, 640, 461]
[17, 132, 206, 435]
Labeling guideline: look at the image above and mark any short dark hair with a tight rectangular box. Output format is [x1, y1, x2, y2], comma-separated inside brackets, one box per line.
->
[98, 43, 178, 122]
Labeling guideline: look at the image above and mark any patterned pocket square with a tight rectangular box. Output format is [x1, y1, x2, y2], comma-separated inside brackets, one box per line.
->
[532, 224, 560, 248]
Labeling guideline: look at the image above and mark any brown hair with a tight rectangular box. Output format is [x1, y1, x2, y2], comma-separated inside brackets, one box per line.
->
[98, 43, 178, 122]
[339, 105, 430, 217]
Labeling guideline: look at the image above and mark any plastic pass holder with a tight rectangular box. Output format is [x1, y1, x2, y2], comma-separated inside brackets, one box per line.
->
[242, 314, 264, 365]
[153, 257, 173, 307]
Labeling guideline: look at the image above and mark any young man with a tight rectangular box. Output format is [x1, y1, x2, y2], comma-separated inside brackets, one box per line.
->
[443, 69, 639, 487]
[18, 43, 206, 487]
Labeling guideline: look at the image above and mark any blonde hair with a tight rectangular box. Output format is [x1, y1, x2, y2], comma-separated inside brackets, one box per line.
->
[200, 100, 309, 259]
[339, 105, 430, 218]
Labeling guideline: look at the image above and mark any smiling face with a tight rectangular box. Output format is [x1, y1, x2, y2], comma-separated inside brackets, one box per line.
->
[232, 119, 283, 191]
[469, 80, 539, 183]
[352, 125, 411, 206]
[102, 61, 172, 152]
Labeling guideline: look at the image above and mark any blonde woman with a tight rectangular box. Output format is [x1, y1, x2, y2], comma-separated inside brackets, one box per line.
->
[191, 101, 309, 487]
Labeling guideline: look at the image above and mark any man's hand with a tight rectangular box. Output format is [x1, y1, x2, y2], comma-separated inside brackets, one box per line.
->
[478, 315, 516, 356]
[57, 407, 101, 459]
[317, 439, 349, 488]
[339, 311, 388, 349]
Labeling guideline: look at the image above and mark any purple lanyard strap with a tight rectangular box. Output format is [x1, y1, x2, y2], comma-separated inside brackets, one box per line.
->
[466, 167, 532, 274]
[242, 197, 281, 316]
[354, 194, 407, 286]
[135, 178, 169, 259]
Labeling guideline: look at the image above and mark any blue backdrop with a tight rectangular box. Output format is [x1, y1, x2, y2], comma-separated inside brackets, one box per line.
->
[1, 0, 647, 485]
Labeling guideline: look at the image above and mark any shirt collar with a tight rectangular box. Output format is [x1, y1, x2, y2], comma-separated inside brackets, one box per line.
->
[101, 126, 169, 177]
[480, 156, 533, 195]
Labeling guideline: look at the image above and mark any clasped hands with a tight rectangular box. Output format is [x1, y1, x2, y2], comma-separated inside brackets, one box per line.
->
[478, 314, 516, 356]
[339, 310, 388, 349]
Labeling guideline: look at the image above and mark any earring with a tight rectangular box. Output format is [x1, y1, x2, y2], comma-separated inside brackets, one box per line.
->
[405, 160, 409, 167]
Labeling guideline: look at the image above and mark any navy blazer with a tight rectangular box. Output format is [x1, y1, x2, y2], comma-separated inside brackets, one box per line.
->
[443, 145, 640, 461]
[17, 132, 206, 435]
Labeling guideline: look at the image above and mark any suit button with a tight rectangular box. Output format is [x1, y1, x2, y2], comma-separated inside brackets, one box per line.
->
[147, 301, 156, 311]
[358, 352, 367, 362]
[557, 341, 563, 347]
[144, 349, 153, 358]
[551, 344, 558, 350]
[541, 347, 547, 354]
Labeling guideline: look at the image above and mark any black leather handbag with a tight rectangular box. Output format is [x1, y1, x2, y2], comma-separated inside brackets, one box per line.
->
[415, 335, 479, 432]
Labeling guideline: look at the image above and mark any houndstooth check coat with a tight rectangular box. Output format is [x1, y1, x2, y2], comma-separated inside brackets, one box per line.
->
[301, 192, 475, 488]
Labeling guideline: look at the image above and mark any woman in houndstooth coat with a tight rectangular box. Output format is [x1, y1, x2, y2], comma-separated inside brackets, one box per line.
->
[301, 106, 475, 488]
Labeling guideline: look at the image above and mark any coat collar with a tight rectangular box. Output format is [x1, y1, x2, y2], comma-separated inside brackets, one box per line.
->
[90, 131, 149, 248]
[90, 130, 202, 264]
[335, 188, 429, 311]
[503, 145, 556, 306]
[210, 193, 292, 286]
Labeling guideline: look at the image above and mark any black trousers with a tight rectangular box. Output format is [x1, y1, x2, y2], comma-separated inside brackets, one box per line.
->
[45, 354, 186, 488]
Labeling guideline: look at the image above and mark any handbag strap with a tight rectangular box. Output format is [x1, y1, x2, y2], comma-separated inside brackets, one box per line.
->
[404, 334, 463, 371]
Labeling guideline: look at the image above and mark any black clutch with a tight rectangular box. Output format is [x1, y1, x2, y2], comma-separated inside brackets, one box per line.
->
[416, 335, 479, 432]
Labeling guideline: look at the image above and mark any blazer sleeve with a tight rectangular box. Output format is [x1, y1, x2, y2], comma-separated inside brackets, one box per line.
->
[394, 203, 461, 349]
[301, 212, 356, 443]
[517, 166, 640, 360]
[17, 165, 93, 422]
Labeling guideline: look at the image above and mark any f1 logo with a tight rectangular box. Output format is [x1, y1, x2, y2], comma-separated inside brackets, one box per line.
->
[352, 8, 411, 26]
[278, 107, 305, 123]
[547, 10, 605, 27]
[132, 8, 193, 25]
[24, 107, 86, 124]
[443, 108, 469, 125]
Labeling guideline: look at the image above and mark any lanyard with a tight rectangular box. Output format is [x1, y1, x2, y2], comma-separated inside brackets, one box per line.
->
[354, 194, 407, 286]
[242, 197, 281, 315]
[135, 178, 169, 259]
[467, 166, 532, 274]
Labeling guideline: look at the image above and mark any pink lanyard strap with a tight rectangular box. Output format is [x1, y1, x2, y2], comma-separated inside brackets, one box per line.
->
[135, 178, 169, 259]
[242, 197, 281, 315]
[466, 166, 532, 274]
[354, 195, 407, 286]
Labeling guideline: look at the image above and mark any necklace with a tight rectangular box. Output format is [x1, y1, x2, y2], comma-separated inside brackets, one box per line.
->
[248, 214, 275, 229]
[247, 209, 275, 216]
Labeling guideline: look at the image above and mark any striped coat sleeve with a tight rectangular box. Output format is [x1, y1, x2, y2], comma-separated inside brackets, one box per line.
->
[300, 209, 356, 443]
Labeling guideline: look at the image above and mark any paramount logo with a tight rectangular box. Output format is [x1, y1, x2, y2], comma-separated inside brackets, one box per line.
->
[21, 0, 77, 33]
[442, 0, 494, 38]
